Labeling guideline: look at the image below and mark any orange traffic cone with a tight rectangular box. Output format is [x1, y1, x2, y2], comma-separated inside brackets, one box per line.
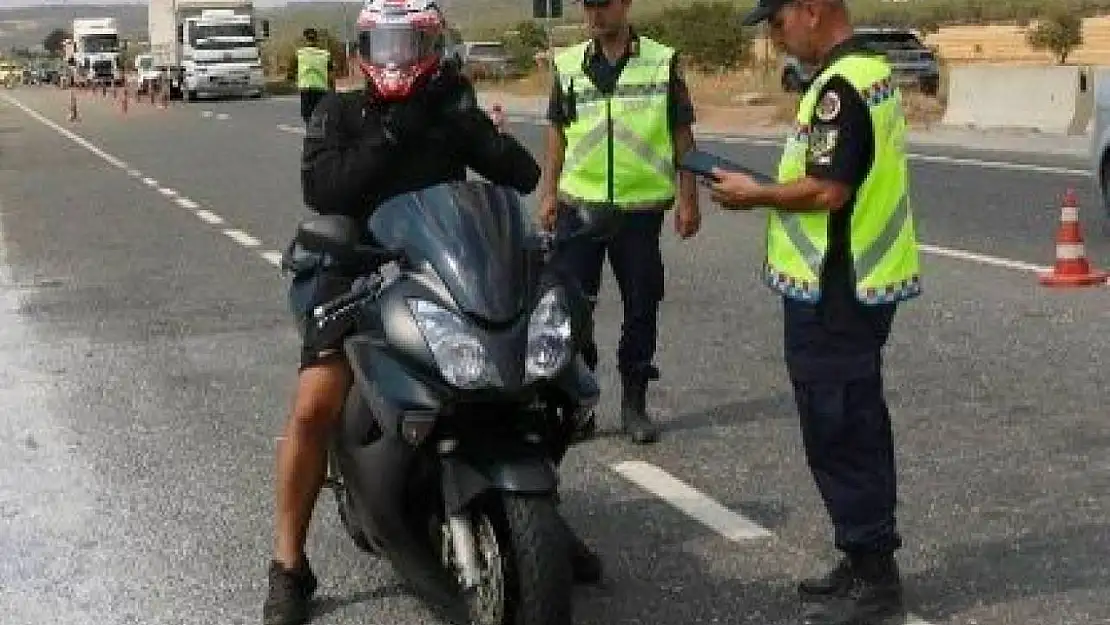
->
[1039, 188, 1108, 287]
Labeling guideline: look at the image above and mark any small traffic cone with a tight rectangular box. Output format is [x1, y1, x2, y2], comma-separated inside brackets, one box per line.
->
[68, 89, 80, 123]
[1039, 188, 1108, 287]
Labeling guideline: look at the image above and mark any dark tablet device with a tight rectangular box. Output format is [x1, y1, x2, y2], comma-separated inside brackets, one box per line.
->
[679, 149, 775, 184]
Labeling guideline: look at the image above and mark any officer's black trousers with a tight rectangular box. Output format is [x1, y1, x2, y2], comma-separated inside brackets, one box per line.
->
[783, 295, 903, 555]
[554, 208, 665, 383]
[300, 88, 327, 125]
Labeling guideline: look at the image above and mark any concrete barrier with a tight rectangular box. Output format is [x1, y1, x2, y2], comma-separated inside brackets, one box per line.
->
[940, 64, 1094, 135]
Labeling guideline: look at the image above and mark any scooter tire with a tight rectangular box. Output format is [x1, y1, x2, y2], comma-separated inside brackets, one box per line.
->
[489, 493, 573, 625]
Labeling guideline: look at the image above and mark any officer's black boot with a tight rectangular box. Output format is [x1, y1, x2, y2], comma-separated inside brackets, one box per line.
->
[801, 552, 905, 625]
[620, 376, 659, 445]
[797, 556, 855, 598]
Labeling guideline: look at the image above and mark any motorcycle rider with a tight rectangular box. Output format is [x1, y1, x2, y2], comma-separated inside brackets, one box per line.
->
[265, 2, 602, 624]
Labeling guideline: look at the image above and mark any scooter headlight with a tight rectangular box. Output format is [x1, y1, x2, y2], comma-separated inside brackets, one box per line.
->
[524, 288, 572, 383]
[408, 299, 501, 389]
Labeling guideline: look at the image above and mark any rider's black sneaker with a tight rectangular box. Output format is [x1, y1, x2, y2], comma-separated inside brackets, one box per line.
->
[262, 560, 318, 625]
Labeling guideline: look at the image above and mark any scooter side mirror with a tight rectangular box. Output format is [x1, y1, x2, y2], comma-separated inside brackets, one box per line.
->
[296, 215, 359, 256]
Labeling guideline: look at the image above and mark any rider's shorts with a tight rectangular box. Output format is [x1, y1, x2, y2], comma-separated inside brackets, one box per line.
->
[291, 266, 355, 371]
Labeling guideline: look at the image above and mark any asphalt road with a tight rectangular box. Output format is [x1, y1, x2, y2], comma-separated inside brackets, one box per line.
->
[2, 86, 1110, 625]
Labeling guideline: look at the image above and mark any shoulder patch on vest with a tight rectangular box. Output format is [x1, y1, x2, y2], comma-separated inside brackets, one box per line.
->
[808, 125, 839, 165]
[815, 89, 841, 122]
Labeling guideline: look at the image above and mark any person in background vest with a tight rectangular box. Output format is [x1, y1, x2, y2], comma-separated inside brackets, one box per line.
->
[540, 0, 700, 446]
[709, 1, 920, 623]
[294, 28, 334, 125]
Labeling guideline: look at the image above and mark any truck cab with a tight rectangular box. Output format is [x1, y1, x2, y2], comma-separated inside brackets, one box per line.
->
[132, 54, 162, 94]
[68, 18, 124, 87]
[179, 9, 266, 100]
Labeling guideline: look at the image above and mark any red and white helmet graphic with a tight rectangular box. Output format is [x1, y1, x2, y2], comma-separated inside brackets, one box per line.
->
[355, 0, 447, 101]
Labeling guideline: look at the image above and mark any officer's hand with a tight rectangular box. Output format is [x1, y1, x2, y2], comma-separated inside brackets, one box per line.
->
[710, 168, 761, 210]
[539, 194, 559, 232]
[675, 199, 700, 239]
[489, 104, 506, 133]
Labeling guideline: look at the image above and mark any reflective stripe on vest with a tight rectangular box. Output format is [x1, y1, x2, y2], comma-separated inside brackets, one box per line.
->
[764, 53, 922, 305]
[553, 38, 676, 210]
[297, 47, 330, 90]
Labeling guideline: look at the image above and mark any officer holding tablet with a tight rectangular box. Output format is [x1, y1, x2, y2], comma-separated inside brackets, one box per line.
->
[702, 0, 922, 623]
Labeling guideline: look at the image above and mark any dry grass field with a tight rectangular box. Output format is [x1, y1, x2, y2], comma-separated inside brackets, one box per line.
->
[473, 15, 1110, 128]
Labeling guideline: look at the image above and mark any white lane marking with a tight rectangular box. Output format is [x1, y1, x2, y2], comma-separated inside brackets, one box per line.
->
[613, 460, 940, 625]
[2, 94, 278, 267]
[920, 243, 1052, 273]
[223, 229, 261, 247]
[704, 134, 1089, 176]
[611, 460, 773, 541]
[260, 250, 284, 267]
[3, 95, 133, 170]
[909, 152, 1087, 176]
[216, 113, 230, 121]
[0, 93, 1068, 287]
[194, 209, 224, 225]
[201, 110, 214, 118]
[503, 112, 1090, 176]
[277, 123, 305, 135]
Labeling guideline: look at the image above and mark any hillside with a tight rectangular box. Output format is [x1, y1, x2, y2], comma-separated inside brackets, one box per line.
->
[8, 1, 1110, 67]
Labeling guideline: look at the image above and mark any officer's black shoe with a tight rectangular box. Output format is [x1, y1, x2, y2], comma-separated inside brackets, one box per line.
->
[263, 559, 319, 625]
[798, 556, 855, 598]
[801, 553, 905, 625]
[620, 378, 659, 445]
[569, 535, 604, 585]
[558, 514, 603, 584]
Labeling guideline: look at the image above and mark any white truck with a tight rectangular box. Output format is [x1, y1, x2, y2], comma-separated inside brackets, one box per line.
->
[148, 0, 270, 101]
[65, 17, 124, 87]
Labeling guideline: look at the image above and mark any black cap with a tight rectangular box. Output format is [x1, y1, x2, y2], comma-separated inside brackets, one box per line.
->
[742, 0, 789, 26]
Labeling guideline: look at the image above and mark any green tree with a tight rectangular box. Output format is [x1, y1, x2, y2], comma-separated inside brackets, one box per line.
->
[640, 1, 752, 71]
[1026, 5, 1083, 64]
[501, 20, 548, 75]
[43, 28, 70, 57]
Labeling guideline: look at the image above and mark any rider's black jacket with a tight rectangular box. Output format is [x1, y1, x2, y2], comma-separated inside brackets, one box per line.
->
[301, 68, 541, 216]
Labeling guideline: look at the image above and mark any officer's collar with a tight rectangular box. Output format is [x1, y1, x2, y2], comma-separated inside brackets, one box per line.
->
[586, 26, 640, 60]
[810, 34, 879, 78]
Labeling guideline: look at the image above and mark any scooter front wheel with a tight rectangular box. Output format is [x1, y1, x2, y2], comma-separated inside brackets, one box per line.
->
[465, 493, 573, 625]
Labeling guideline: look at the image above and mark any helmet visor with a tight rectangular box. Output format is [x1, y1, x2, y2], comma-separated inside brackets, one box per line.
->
[358, 23, 439, 67]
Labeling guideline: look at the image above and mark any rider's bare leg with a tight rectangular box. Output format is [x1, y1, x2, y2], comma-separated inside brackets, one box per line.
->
[274, 359, 352, 568]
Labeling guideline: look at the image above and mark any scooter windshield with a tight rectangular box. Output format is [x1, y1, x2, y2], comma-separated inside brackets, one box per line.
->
[367, 181, 531, 324]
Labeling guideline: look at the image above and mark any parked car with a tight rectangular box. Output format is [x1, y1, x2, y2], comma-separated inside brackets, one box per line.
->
[462, 41, 512, 80]
[781, 26, 940, 96]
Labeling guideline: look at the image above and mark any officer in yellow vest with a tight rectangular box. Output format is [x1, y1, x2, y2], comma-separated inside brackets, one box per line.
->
[293, 28, 334, 125]
[540, 0, 700, 445]
[709, 1, 918, 623]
